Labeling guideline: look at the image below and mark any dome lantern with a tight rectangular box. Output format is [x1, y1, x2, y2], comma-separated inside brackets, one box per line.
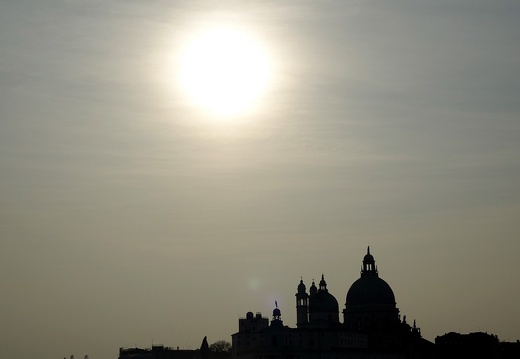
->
[361, 246, 378, 277]
[319, 274, 328, 291]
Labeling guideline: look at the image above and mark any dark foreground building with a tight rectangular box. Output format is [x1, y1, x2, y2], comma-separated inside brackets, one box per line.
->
[119, 337, 231, 359]
[119, 345, 200, 359]
[232, 248, 434, 359]
[435, 332, 520, 359]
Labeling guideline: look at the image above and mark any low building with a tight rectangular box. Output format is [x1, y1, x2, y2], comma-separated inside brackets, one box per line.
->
[435, 332, 520, 359]
[118, 345, 200, 359]
[119, 336, 230, 359]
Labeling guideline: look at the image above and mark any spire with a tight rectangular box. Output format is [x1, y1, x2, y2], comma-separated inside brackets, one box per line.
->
[200, 336, 209, 355]
[296, 277, 309, 327]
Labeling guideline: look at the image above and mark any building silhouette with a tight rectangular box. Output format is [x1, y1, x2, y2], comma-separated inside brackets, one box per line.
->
[119, 336, 231, 359]
[118, 247, 520, 359]
[232, 247, 432, 359]
[435, 331, 520, 359]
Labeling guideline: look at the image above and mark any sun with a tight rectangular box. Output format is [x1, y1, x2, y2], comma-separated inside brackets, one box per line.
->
[177, 27, 272, 117]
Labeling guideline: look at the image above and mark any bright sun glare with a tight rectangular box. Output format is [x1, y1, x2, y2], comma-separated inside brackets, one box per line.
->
[178, 28, 272, 117]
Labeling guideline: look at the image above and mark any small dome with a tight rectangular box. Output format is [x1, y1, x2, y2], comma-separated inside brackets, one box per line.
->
[363, 246, 375, 263]
[273, 307, 281, 317]
[309, 276, 339, 314]
[310, 290, 339, 313]
[364, 253, 374, 262]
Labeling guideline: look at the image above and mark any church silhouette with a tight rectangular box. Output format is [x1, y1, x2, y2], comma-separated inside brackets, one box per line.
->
[232, 247, 431, 358]
[119, 248, 520, 359]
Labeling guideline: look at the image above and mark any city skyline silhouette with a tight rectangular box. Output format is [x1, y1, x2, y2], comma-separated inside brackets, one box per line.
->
[1, 1, 519, 359]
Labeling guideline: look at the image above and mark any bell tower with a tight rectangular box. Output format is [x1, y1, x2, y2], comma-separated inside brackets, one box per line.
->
[295, 278, 309, 327]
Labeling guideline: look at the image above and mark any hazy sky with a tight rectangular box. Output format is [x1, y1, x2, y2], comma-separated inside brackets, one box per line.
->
[1, 1, 520, 358]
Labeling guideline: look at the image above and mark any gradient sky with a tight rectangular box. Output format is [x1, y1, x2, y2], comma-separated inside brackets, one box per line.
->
[1, 1, 520, 358]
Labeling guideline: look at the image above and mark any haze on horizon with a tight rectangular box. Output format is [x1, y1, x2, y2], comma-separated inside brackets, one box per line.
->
[1, 1, 519, 359]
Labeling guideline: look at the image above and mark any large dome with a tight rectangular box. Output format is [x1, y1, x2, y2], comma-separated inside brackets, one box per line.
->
[345, 247, 396, 307]
[343, 248, 399, 331]
[346, 275, 395, 305]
